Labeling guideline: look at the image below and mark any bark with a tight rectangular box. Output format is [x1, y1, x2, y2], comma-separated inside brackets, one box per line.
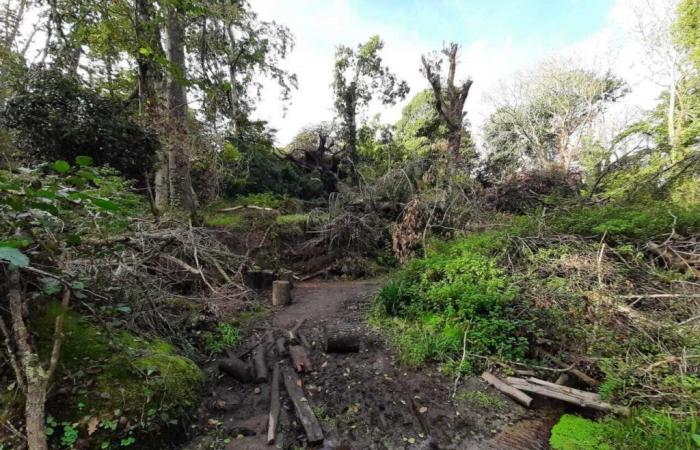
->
[325, 327, 360, 353]
[281, 365, 324, 444]
[272, 280, 291, 306]
[164, 3, 199, 217]
[253, 345, 268, 382]
[288, 345, 312, 373]
[219, 357, 255, 383]
[421, 43, 473, 167]
[267, 363, 281, 445]
[481, 372, 533, 408]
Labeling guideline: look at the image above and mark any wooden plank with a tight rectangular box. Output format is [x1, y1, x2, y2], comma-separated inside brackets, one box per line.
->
[267, 364, 281, 445]
[481, 371, 533, 408]
[281, 365, 324, 444]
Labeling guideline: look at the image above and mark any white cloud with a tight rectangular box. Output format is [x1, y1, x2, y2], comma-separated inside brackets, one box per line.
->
[247, 0, 673, 145]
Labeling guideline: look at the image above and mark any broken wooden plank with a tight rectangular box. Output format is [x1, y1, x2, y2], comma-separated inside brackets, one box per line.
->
[267, 363, 281, 445]
[505, 377, 629, 415]
[289, 345, 312, 373]
[281, 365, 324, 444]
[481, 371, 533, 408]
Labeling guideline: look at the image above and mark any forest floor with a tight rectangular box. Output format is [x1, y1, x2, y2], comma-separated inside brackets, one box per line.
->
[184, 279, 564, 450]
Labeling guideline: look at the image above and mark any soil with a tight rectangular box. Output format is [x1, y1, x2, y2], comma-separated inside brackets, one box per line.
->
[184, 279, 561, 450]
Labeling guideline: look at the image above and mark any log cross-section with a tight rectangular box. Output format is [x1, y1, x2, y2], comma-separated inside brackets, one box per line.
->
[281, 365, 324, 444]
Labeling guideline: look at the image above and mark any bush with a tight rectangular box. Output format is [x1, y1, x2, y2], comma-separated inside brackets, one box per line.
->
[375, 230, 529, 371]
[552, 202, 700, 241]
[1, 67, 159, 180]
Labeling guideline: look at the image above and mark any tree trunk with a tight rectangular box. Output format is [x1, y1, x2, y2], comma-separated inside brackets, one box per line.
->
[165, 3, 198, 217]
[447, 127, 462, 166]
[25, 379, 48, 450]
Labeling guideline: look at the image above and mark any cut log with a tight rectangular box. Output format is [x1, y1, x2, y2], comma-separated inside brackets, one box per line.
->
[272, 280, 291, 306]
[289, 345, 312, 373]
[253, 345, 268, 382]
[219, 357, 255, 383]
[325, 326, 360, 353]
[267, 364, 281, 445]
[505, 377, 629, 415]
[275, 337, 288, 356]
[281, 365, 324, 444]
[481, 371, 533, 408]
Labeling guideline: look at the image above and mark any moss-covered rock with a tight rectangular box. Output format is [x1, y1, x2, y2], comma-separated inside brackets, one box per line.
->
[31, 302, 203, 449]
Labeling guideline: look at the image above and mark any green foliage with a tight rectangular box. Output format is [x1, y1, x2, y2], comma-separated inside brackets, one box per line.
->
[550, 415, 611, 450]
[375, 230, 528, 371]
[1, 68, 158, 180]
[204, 213, 245, 230]
[551, 412, 700, 450]
[677, 0, 700, 71]
[457, 391, 507, 411]
[552, 202, 700, 241]
[204, 323, 240, 355]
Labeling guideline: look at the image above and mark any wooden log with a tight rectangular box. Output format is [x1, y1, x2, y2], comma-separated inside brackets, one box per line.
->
[504, 377, 629, 415]
[481, 371, 533, 408]
[253, 345, 268, 382]
[298, 332, 311, 349]
[325, 326, 360, 353]
[272, 280, 291, 306]
[289, 345, 312, 373]
[219, 357, 254, 383]
[275, 337, 288, 356]
[281, 365, 324, 444]
[267, 364, 281, 445]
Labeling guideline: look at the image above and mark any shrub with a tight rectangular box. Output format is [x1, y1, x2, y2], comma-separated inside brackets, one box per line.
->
[1, 67, 159, 180]
[485, 167, 582, 213]
[552, 202, 700, 241]
[375, 230, 529, 371]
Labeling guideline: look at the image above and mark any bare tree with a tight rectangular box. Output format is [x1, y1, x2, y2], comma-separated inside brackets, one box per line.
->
[421, 43, 473, 166]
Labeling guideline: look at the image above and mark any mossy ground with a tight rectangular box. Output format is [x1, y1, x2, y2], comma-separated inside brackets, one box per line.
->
[28, 302, 204, 449]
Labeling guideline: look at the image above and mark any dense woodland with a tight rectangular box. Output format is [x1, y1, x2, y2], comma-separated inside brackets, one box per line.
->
[0, 0, 699, 449]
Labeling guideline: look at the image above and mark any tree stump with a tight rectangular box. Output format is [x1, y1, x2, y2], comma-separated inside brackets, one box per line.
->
[272, 280, 291, 306]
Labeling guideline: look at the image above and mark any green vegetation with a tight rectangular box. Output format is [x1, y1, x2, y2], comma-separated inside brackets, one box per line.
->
[550, 412, 700, 450]
[33, 303, 203, 449]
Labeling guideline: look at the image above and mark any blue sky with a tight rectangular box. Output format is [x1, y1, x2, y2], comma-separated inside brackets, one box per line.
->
[353, 0, 613, 46]
[251, 0, 661, 145]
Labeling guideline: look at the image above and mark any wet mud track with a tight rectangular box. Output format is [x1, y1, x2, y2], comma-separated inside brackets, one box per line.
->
[185, 280, 558, 450]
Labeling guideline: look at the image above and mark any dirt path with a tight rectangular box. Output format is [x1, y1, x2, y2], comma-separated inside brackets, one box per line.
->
[185, 279, 558, 450]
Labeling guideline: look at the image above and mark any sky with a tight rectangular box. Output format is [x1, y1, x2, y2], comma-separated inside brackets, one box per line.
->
[249, 0, 672, 146]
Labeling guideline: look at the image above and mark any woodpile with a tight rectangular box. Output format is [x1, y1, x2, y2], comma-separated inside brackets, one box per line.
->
[481, 371, 630, 416]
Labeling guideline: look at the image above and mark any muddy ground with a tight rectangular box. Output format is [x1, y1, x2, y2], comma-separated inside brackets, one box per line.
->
[184, 279, 562, 450]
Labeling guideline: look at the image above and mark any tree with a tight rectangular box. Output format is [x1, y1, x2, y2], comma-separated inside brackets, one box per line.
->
[421, 42, 473, 167]
[676, 0, 700, 71]
[486, 60, 627, 171]
[394, 88, 477, 166]
[332, 35, 409, 164]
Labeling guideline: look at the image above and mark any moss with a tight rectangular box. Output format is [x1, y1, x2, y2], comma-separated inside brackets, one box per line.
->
[32, 303, 203, 448]
[550, 415, 610, 450]
[275, 213, 309, 226]
[204, 212, 245, 229]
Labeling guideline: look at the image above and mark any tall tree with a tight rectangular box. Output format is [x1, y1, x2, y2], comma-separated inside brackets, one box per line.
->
[486, 60, 627, 171]
[332, 35, 409, 163]
[421, 42, 473, 167]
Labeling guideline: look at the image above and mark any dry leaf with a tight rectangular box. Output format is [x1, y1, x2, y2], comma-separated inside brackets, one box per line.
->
[419, 406, 428, 414]
[87, 417, 99, 435]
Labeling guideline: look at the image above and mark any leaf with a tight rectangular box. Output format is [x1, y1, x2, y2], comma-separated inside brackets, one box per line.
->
[91, 198, 119, 212]
[40, 277, 62, 295]
[51, 160, 70, 174]
[693, 434, 700, 448]
[0, 247, 29, 268]
[418, 406, 428, 414]
[87, 417, 99, 435]
[0, 238, 33, 248]
[75, 155, 94, 167]
[139, 46, 153, 56]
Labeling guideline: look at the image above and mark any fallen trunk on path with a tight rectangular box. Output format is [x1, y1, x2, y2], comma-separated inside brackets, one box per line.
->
[289, 345, 312, 373]
[281, 365, 324, 444]
[505, 376, 630, 416]
[325, 327, 360, 353]
[267, 363, 281, 445]
[219, 357, 255, 383]
[481, 371, 533, 408]
[253, 345, 268, 382]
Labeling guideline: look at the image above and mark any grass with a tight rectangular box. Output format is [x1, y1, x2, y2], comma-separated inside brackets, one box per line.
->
[204, 212, 245, 229]
[550, 412, 700, 450]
